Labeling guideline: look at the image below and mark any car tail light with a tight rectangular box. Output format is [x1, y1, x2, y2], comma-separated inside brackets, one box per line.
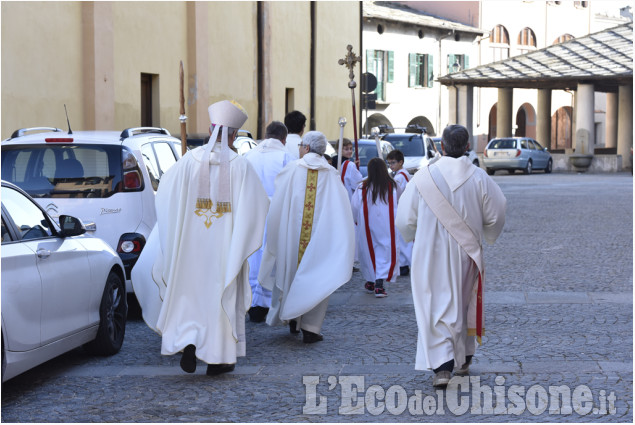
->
[45, 138, 73, 143]
[117, 233, 145, 253]
[515, 149, 521, 157]
[123, 170, 142, 189]
[484, 149, 488, 158]
[121, 148, 144, 191]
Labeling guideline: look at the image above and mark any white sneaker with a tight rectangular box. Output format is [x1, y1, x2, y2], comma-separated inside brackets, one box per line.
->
[433, 370, 451, 387]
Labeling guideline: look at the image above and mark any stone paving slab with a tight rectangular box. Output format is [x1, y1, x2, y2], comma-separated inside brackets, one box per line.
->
[1, 173, 632, 423]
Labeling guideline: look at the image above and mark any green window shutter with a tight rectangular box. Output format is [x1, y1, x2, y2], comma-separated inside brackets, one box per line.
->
[408, 53, 416, 87]
[387, 51, 394, 83]
[464, 55, 469, 70]
[447, 54, 455, 74]
[366, 50, 373, 72]
[427, 54, 434, 88]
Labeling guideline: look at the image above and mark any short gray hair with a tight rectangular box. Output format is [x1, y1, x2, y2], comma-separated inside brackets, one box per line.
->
[302, 131, 327, 155]
[441, 124, 469, 158]
[265, 121, 288, 141]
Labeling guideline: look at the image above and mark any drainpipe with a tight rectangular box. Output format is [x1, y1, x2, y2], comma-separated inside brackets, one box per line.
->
[310, 2, 316, 131]
[257, 2, 264, 140]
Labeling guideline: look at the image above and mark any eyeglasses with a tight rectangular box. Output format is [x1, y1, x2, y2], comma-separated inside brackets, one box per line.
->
[387, 160, 399, 165]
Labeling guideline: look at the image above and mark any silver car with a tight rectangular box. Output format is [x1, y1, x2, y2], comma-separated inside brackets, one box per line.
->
[1, 181, 127, 382]
[483, 137, 553, 175]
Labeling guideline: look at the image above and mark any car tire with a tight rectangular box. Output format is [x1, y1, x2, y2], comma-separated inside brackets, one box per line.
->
[545, 159, 553, 174]
[84, 270, 127, 356]
[523, 160, 533, 175]
[486, 168, 495, 175]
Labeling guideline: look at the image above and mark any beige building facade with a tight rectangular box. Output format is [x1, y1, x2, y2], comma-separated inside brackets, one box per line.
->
[1, 1, 361, 142]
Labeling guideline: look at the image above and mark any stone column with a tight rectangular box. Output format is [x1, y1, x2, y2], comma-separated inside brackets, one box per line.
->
[536, 89, 552, 149]
[82, 2, 114, 130]
[617, 84, 633, 170]
[575, 83, 595, 154]
[496, 88, 513, 137]
[186, 2, 209, 134]
[605, 92, 618, 149]
[457, 85, 474, 137]
[447, 86, 458, 124]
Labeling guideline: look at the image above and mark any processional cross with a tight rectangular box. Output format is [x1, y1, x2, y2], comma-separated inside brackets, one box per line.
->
[338, 45, 362, 163]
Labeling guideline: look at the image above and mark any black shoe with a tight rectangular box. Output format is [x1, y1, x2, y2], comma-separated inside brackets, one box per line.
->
[180, 344, 197, 373]
[400, 266, 410, 276]
[289, 320, 300, 334]
[206, 363, 235, 376]
[302, 329, 324, 343]
[248, 306, 269, 323]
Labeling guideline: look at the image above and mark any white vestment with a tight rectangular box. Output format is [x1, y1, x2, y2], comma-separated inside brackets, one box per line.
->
[395, 155, 506, 370]
[340, 159, 363, 201]
[285, 133, 302, 160]
[394, 169, 413, 268]
[244, 138, 293, 307]
[258, 153, 355, 333]
[351, 182, 399, 283]
[131, 143, 269, 364]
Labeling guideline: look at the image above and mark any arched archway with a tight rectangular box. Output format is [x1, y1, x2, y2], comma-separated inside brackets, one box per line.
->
[407, 116, 435, 136]
[551, 106, 573, 150]
[363, 113, 393, 135]
[488, 104, 497, 142]
[515, 103, 536, 138]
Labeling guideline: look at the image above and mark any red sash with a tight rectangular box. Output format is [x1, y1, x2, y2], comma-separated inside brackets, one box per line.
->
[362, 184, 397, 281]
[398, 170, 410, 182]
[341, 160, 350, 184]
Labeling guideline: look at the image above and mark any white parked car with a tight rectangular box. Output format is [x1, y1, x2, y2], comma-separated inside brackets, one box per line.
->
[1, 181, 127, 382]
[1, 127, 182, 291]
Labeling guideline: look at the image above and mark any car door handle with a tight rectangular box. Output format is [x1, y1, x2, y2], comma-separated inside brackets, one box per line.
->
[36, 249, 51, 259]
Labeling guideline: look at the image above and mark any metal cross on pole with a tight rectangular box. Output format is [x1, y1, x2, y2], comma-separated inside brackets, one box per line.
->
[338, 45, 362, 164]
[179, 60, 187, 157]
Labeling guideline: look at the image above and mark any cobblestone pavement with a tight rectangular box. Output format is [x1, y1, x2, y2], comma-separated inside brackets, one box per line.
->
[2, 172, 632, 422]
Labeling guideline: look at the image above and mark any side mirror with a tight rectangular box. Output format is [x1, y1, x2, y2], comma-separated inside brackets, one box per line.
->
[59, 215, 86, 237]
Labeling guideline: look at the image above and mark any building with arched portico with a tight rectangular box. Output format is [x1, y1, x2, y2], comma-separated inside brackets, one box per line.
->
[438, 22, 633, 172]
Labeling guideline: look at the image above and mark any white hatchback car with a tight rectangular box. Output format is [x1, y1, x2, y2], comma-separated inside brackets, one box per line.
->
[1, 127, 182, 291]
[2, 181, 127, 382]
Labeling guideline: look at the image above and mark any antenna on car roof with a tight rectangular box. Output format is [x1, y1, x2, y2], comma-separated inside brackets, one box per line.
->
[64, 104, 73, 135]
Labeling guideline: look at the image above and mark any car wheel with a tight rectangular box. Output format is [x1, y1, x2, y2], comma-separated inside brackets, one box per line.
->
[523, 160, 533, 175]
[473, 159, 480, 167]
[486, 168, 495, 175]
[545, 159, 553, 174]
[85, 271, 127, 355]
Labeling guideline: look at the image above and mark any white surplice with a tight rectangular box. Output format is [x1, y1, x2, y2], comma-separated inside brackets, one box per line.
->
[340, 159, 363, 201]
[393, 169, 413, 269]
[395, 155, 506, 371]
[131, 143, 269, 364]
[284, 133, 302, 160]
[351, 182, 399, 283]
[258, 153, 355, 333]
[244, 138, 293, 308]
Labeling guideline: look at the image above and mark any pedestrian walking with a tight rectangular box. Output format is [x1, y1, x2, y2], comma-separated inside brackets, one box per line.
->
[351, 157, 399, 298]
[243, 121, 294, 322]
[131, 100, 269, 375]
[283, 110, 307, 159]
[258, 131, 355, 343]
[395, 124, 506, 387]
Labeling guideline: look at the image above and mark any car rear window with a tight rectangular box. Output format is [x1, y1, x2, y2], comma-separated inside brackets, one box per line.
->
[383, 135, 424, 156]
[1, 144, 123, 198]
[489, 139, 517, 149]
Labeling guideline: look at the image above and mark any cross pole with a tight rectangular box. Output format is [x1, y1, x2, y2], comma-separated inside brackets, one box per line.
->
[179, 60, 187, 157]
[338, 45, 362, 164]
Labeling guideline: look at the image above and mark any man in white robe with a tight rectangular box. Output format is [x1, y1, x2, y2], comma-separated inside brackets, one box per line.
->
[131, 100, 269, 376]
[258, 131, 355, 343]
[243, 121, 293, 322]
[395, 124, 506, 387]
[283, 110, 306, 159]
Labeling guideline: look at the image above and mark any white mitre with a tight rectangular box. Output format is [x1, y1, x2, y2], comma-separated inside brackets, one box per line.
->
[196, 100, 248, 213]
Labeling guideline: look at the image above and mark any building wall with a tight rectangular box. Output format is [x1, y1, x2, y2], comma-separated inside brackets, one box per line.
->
[1, 1, 359, 141]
